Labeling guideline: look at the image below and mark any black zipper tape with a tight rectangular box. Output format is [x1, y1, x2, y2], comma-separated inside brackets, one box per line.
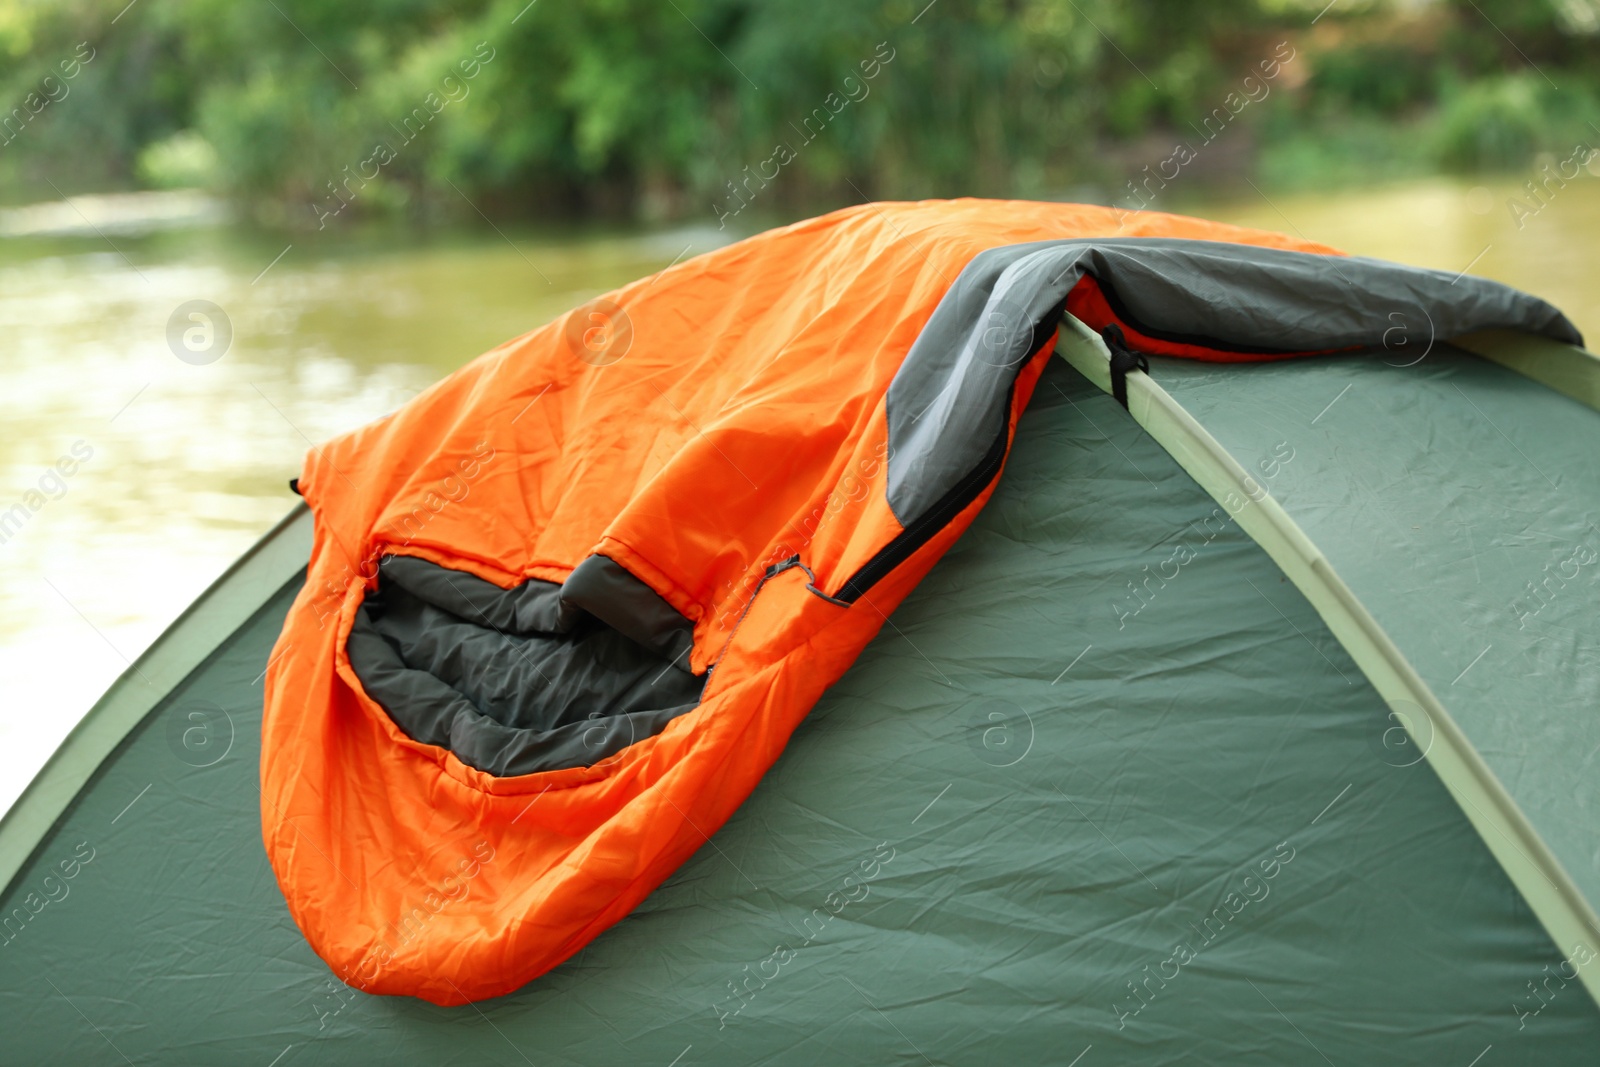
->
[832, 297, 1068, 604]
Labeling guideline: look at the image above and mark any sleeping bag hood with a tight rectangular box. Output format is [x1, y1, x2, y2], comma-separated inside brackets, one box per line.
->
[261, 199, 1580, 1005]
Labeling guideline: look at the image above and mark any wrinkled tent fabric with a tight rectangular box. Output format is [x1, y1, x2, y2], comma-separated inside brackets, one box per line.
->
[4, 358, 1600, 1064]
[1148, 344, 1600, 924]
[261, 199, 1580, 1004]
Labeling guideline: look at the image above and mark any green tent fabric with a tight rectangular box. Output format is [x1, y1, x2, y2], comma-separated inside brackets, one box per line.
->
[2, 335, 1599, 1064]
[1150, 341, 1600, 908]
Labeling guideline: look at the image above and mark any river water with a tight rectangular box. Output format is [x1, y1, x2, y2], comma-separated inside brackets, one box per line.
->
[1, 176, 1596, 813]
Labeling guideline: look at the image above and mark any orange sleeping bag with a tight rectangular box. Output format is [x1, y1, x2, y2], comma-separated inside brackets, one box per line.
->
[261, 199, 1578, 1004]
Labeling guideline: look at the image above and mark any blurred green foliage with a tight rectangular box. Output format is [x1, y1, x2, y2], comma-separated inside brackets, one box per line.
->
[1, 0, 1597, 221]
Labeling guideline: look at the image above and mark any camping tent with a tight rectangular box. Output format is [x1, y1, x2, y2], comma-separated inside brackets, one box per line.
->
[2, 208, 1599, 1063]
